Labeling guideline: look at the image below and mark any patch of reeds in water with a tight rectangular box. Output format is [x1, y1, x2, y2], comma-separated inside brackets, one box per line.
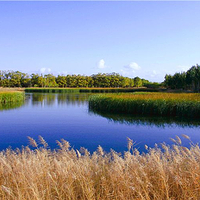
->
[25, 88, 80, 93]
[0, 135, 199, 199]
[0, 92, 25, 110]
[89, 92, 200, 119]
[80, 88, 162, 93]
[25, 88, 163, 93]
[0, 91, 25, 104]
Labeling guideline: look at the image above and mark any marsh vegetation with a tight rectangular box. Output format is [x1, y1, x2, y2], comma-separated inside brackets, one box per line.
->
[89, 92, 200, 119]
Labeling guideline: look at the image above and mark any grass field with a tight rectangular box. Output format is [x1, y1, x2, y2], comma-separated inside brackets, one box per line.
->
[89, 92, 200, 119]
[0, 135, 199, 200]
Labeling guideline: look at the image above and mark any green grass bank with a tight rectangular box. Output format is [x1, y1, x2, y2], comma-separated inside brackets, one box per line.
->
[89, 92, 200, 119]
[80, 88, 163, 93]
[25, 87, 165, 93]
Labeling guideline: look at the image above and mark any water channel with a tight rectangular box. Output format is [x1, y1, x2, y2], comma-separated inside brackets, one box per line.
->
[0, 92, 200, 153]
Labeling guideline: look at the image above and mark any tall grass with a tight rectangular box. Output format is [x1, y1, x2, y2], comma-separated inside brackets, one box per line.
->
[89, 92, 200, 119]
[0, 136, 199, 199]
[0, 91, 24, 104]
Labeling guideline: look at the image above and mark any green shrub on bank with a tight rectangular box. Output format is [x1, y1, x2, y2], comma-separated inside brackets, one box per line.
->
[89, 93, 200, 119]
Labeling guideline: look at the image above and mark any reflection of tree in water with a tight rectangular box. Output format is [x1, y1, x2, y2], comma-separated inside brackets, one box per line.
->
[46, 94, 56, 106]
[31, 93, 46, 106]
[89, 109, 200, 128]
[57, 93, 89, 106]
[30, 93, 90, 106]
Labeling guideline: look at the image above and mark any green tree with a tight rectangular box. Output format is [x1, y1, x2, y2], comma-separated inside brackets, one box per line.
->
[134, 77, 142, 87]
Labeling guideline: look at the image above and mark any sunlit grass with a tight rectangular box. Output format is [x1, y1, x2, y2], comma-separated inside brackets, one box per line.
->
[0, 135, 199, 199]
[89, 92, 200, 118]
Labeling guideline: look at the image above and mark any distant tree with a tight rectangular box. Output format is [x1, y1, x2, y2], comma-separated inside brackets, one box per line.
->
[134, 77, 142, 87]
[56, 75, 67, 87]
[44, 74, 57, 87]
[0, 69, 155, 89]
[188, 64, 200, 92]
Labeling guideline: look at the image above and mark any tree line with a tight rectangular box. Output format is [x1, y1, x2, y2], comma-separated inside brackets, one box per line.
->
[0, 71, 156, 88]
[164, 64, 200, 92]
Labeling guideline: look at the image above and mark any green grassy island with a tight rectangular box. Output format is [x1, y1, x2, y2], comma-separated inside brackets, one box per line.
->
[89, 92, 200, 119]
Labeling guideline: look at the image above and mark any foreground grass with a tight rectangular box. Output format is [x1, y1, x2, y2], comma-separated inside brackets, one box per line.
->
[89, 92, 200, 119]
[0, 136, 199, 200]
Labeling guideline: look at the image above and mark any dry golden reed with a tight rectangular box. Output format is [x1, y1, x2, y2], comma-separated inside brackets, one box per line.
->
[0, 135, 200, 200]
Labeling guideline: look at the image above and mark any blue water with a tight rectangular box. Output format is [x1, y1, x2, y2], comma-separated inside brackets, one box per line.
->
[0, 93, 200, 153]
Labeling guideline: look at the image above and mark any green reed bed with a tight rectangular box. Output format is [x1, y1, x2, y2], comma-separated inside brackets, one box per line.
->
[25, 88, 80, 93]
[0, 91, 25, 104]
[89, 92, 200, 119]
[80, 88, 162, 93]
[25, 88, 162, 93]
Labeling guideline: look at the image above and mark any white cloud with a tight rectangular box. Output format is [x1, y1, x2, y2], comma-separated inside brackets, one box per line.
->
[127, 62, 141, 70]
[121, 62, 141, 76]
[40, 68, 51, 74]
[152, 70, 158, 75]
[97, 59, 106, 69]
[177, 65, 189, 72]
[62, 71, 68, 75]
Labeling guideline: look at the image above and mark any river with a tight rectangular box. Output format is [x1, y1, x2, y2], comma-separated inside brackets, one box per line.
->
[0, 92, 199, 153]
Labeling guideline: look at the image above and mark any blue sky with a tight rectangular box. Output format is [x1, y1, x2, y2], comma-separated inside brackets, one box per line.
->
[0, 1, 200, 82]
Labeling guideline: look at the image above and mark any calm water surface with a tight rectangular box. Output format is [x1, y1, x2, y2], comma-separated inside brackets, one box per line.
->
[0, 93, 200, 153]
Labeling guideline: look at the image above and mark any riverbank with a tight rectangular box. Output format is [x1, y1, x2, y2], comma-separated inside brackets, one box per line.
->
[89, 92, 200, 119]
[0, 136, 199, 200]
[0, 87, 24, 92]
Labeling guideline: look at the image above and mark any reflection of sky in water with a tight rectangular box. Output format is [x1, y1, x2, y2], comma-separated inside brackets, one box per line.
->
[0, 93, 200, 153]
